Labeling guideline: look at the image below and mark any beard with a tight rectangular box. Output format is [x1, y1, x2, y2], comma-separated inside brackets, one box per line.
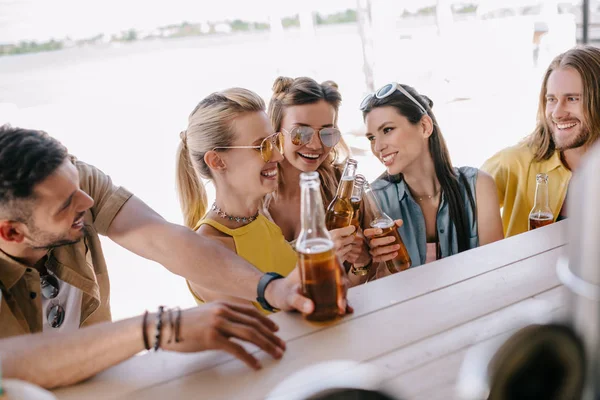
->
[27, 223, 86, 250]
[549, 120, 590, 151]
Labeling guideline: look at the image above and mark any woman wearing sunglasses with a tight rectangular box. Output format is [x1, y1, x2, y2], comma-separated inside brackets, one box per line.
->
[264, 76, 371, 274]
[176, 88, 296, 310]
[361, 83, 503, 274]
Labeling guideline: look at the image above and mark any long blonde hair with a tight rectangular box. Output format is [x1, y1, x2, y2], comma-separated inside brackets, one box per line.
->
[268, 76, 349, 204]
[529, 45, 600, 161]
[176, 88, 266, 229]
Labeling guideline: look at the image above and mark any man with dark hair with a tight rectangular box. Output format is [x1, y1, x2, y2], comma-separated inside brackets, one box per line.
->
[0, 125, 341, 389]
[482, 45, 600, 237]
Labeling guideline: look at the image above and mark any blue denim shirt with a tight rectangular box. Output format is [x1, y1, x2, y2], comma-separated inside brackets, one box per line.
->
[371, 166, 479, 268]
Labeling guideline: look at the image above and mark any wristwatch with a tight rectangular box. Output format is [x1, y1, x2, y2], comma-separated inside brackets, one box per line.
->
[256, 272, 284, 312]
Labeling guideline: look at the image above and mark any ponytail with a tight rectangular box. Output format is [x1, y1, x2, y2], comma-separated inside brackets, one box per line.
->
[176, 138, 208, 229]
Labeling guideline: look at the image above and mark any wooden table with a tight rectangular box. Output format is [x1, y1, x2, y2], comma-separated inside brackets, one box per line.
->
[54, 221, 569, 400]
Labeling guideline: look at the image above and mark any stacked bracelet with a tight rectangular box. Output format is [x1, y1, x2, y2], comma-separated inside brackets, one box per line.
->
[144, 306, 183, 352]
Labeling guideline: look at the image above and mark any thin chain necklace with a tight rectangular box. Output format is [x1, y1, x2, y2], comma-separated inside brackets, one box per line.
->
[415, 189, 441, 202]
[211, 203, 259, 224]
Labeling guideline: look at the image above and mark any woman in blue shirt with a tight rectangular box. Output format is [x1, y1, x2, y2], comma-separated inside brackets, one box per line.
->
[360, 83, 503, 274]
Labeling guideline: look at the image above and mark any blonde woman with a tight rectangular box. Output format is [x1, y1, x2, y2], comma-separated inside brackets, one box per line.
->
[176, 88, 297, 312]
[265, 77, 371, 279]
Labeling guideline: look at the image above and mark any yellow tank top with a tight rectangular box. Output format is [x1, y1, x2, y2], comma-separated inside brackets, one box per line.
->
[187, 214, 297, 313]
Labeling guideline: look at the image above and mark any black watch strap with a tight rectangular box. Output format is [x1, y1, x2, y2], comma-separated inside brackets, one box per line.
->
[256, 272, 284, 312]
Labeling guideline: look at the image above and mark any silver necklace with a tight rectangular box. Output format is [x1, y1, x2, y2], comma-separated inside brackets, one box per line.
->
[211, 203, 259, 224]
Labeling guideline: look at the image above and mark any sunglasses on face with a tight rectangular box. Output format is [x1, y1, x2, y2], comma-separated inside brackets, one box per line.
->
[282, 126, 342, 148]
[41, 274, 65, 328]
[359, 82, 428, 115]
[213, 132, 283, 163]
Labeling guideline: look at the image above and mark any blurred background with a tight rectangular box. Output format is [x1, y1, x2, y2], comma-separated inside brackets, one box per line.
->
[0, 0, 593, 320]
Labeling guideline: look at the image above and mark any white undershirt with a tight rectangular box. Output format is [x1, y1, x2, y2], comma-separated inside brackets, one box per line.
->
[41, 271, 83, 332]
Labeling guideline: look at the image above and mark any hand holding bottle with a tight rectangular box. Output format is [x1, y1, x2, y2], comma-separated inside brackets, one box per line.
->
[363, 219, 405, 263]
[328, 225, 356, 261]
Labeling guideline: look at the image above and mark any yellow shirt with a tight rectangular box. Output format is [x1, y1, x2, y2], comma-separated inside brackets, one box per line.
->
[481, 142, 571, 237]
[0, 159, 133, 339]
[187, 214, 297, 313]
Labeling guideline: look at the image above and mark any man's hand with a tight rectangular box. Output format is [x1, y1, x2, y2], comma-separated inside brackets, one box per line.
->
[163, 302, 286, 370]
[264, 266, 353, 316]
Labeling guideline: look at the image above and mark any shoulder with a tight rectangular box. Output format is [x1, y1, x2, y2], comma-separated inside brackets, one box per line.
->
[482, 142, 534, 171]
[371, 173, 397, 191]
[474, 169, 497, 193]
[456, 166, 478, 181]
[73, 158, 107, 182]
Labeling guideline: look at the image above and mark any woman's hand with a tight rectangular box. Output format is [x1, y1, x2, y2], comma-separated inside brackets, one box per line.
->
[329, 225, 356, 261]
[363, 219, 404, 263]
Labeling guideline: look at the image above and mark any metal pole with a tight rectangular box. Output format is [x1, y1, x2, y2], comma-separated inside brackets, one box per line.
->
[583, 0, 590, 44]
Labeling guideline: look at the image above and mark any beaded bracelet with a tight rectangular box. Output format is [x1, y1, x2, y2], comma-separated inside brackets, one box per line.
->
[142, 310, 150, 351]
[153, 306, 165, 352]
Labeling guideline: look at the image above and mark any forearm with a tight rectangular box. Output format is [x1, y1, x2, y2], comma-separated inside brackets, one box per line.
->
[148, 223, 262, 302]
[1, 316, 146, 389]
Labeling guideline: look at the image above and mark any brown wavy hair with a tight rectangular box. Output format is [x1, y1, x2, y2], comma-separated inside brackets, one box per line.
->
[361, 85, 476, 253]
[268, 76, 349, 205]
[529, 45, 600, 161]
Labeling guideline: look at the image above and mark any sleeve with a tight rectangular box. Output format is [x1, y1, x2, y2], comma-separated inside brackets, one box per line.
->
[75, 160, 134, 236]
[481, 151, 509, 209]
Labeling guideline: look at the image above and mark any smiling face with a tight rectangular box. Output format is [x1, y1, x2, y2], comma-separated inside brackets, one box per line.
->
[280, 100, 337, 172]
[216, 111, 283, 197]
[544, 67, 589, 151]
[365, 106, 431, 175]
[25, 159, 94, 250]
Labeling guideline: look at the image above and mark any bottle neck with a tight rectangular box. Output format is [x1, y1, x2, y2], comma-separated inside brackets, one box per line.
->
[337, 161, 357, 199]
[336, 177, 354, 199]
[363, 182, 392, 224]
[300, 180, 329, 236]
[534, 181, 550, 209]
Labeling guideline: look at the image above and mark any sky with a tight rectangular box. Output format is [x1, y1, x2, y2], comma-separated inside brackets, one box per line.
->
[0, 0, 361, 43]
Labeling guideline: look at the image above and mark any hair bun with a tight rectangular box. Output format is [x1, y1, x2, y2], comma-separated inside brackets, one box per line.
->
[421, 94, 434, 108]
[272, 76, 294, 94]
[321, 80, 339, 90]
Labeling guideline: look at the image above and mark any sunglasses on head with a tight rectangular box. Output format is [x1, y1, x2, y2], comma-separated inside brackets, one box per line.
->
[282, 126, 342, 148]
[213, 132, 283, 163]
[359, 82, 428, 115]
[41, 274, 65, 329]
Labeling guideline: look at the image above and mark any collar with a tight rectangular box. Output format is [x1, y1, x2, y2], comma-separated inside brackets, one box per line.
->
[393, 176, 446, 208]
[0, 248, 37, 290]
[540, 150, 568, 173]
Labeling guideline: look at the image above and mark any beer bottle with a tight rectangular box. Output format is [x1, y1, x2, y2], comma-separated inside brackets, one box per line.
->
[325, 159, 358, 230]
[363, 180, 412, 273]
[346, 174, 369, 276]
[349, 174, 366, 233]
[529, 173, 553, 230]
[297, 172, 345, 322]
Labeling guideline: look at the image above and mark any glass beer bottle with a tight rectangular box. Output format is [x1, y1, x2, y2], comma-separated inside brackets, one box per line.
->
[529, 173, 553, 230]
[349, 174, 366, 233]
[346, 174, 369, 276]
[325, 159, 358, 230]
[363, 180, 412, 273]
[297, 172, 345, 322]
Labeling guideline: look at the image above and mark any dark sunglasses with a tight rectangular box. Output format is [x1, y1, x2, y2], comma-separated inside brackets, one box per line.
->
[213, 132, 283, 163]
[359, 82, 428, 115]
[41, 274, 65, 329]
[282, 126, 342, 148]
